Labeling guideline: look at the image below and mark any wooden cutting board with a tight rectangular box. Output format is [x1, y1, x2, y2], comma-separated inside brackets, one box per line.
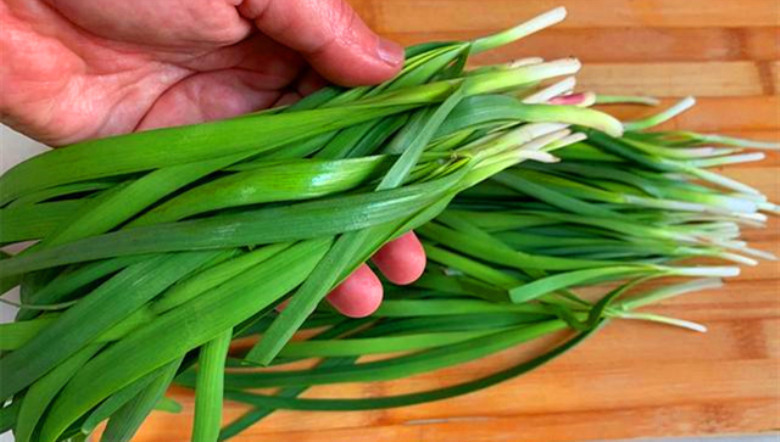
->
[132, 1, 780, 440]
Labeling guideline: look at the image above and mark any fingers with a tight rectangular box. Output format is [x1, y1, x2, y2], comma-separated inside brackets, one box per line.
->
[136, 69, 283, 130]
[269, 70, 327, 107]
[319, 233, 428, 317]
[238, 0, 404, 86]
[371, 232, 427, 285]
[295, 69, 328, 96]
[137, 34, 303, 130]
[326, 263, 383, 318]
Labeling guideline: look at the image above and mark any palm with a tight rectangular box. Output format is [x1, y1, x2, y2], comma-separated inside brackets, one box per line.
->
[2, 0, 421, 318]
[1, 0, 319, 145]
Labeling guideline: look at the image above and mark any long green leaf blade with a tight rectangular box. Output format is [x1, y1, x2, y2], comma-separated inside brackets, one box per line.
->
[38, 240, 330, 441]
[0, 251, 217, 400]
[99, 358, 182, 442]
[192, 329, 232, 442]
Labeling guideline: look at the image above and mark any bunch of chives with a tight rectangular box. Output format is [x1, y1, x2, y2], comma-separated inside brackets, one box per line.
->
[0, 6, 776, 442]
[169, 95, 776, 440]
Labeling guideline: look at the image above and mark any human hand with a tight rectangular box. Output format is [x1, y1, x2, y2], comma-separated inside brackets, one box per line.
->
[0, 0, 426, 317]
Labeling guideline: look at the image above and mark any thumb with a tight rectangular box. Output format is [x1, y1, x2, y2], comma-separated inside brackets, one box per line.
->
[238, 0, 404, 86]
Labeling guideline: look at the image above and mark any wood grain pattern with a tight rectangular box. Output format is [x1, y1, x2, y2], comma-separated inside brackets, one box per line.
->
[130, 1, 780, 440]
[357, 0, 780, 31]
[392, 28, 780, 63]
[578, 62, 766, 96]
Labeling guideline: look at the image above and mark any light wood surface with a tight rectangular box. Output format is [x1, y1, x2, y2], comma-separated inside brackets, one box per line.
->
[131, 1, 780, 440]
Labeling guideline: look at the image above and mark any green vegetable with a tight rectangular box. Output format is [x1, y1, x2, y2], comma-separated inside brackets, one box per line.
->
[192, 329, 232, 442]
[0, 6, 776, 442]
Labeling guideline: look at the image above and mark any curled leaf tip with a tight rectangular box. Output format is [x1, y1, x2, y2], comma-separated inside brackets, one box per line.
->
[522, 76, 577, 104]
[518, 151, 560, 163]
[471, 7, 569, 54]
[547, 6, 568, 22]
[557, 58, 582, 73]
[508, 57, 545, 68]
[549, 92, 596, 107]
[599, 114, 625, 138]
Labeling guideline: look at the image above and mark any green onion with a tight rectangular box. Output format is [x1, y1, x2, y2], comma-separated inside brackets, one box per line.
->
[192, 329, 232, 442]
[0, 7, 775, 442]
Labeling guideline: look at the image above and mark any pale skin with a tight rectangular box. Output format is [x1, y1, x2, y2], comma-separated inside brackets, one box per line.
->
[0, 0, 427, 317]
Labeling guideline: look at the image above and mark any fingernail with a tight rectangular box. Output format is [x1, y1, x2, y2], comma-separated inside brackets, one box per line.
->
[327, 264, 383, 318]
[376, 37, 404, 66]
